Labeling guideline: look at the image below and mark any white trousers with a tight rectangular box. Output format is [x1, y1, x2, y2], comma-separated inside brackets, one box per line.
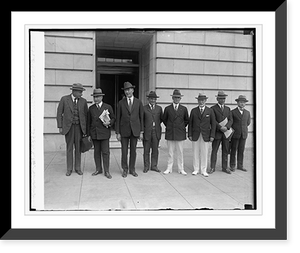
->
[167, 140, 184, 172]
[192, 133, 209, 173]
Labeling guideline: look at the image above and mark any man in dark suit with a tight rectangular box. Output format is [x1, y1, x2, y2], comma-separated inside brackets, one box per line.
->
[209, 91, 233, 174]
[87, 88, 115, 179]
[143, 91, 163, 173]
[188, 93, 216, 177]
[57, 83, 88, 176]
[115, 82, 144, 178]
[162, 89, 189, 175]
[230, 95, 251, 172]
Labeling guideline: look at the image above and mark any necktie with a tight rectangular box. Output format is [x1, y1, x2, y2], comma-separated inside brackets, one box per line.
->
[97, 104, 101, 110]
[74, 98, 78, 105]
[221, 105, 224, 112]
[128, 98, 132, 111]
[175, 105, 178, 111]
[200, 107, 203, 114]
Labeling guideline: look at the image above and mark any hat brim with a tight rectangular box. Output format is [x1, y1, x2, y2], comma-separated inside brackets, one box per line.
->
[71, 87, 86, 91]
[171, 95, 183, 97]
[91, 94, 105, 96]
[122, 86, 135, 90]
[196, 96, 208, 100]
[235, 99, 248, 102]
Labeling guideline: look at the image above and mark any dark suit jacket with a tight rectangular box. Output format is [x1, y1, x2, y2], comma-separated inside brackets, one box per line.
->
[115, 97, 144, 138]
[188, 106, 216, 142]
[87, 103, 116, 140]
[210, 104, 233, 140]
[231, 107, 251, 139]
[56, 94, 88, 135]
[163, 104, 189, 141]
[143, 104, 163, 141]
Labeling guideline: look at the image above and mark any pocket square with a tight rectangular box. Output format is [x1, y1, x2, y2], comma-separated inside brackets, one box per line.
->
[206, 115, 210, 117]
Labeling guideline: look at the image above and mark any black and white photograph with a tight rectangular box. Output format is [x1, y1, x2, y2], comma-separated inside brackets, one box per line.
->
[36, 29, 256, 211]
[7, 6, 290, 243]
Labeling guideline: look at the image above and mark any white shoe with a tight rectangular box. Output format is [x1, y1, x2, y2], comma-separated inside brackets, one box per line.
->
[201, 172, 209, 177]
[178, 170, 187, 175]
[192, 171, 199, 175]
[163, 169, 172, 174]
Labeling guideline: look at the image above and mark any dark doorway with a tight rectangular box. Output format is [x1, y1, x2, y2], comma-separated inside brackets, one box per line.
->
[98, 74, 139, 125]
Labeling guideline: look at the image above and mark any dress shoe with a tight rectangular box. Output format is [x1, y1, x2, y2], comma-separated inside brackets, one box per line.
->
[237, 167, 247, 172]
[143, 168, 149, 173]
[230, 167, 236, 172]
[222, 168, 231, 174]
[201, 169, 209, 176]
[92, 171, 102, 176]
[66, 171, 72, 176]
[201, 172, 209, 177]
[208, 168, 215, 174]
[178, 170, 187, 175]
[150, 168, 161, 173]
[192, 171, 199, 175]
[76, 170, 83, 175]
[129, 171, 138, 177]
[104, 172, 112, 179]
[122, 170, 128, 178]
[163, 169, 172, 174]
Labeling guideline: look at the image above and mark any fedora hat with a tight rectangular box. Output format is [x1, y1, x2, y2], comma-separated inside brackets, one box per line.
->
[235, 95, 248, 102]
[70, 83, 85, 91]
[91, 88, 105, 97]
[216, 90, 228, 98]
[146, 91, 159, 99]
[195, 92, 208, 100]
[170, 89, 184, 97]
[122, 81, 135, 90]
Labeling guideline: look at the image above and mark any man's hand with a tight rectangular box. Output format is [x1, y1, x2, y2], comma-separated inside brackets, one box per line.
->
[210, 137, 214, 142]
[139, 133, 144, 141]
[59, 128, 63, 134]
[116, 133, 121, 142]
[188, 137, 193, 141]
[103, 121, 110, 127]
[220, 126, 227, 132]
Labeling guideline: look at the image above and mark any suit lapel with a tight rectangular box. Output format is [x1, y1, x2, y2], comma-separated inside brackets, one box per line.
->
[125, 97, 135, 112]
[131, 97, 137, 112]
[241, 109, 248, 121]
[203, 106, 208, 119]
[123, 97, 130, 112]
[235, 108, 243, 119]
[67, 95, 74, 112]
[94, 103, 104, 117]
[197, 107, 202, 120]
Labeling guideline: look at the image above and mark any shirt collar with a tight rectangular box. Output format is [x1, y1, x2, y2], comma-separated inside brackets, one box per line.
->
[71, 94, 76, 101]
[127, 97, 134, 104]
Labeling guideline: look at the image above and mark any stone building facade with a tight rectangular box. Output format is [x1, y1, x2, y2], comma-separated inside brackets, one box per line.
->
[44, 30, 254, 151]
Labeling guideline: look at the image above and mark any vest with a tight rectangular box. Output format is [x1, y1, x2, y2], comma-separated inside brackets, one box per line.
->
[72, 99, 79, 124]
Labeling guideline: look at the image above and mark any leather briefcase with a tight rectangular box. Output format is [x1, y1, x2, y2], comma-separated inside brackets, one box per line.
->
[80, 136, 93, 153]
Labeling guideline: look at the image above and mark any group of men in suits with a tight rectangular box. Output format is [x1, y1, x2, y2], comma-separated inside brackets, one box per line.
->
[57, 82, 251, 179]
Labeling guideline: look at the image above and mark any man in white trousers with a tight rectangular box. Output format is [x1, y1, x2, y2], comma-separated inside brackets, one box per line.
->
[162, 89, 189, 175]
[188, 93, 216, 176]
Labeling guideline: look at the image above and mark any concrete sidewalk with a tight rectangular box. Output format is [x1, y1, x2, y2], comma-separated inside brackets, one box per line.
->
[44, 145, 255, 211]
